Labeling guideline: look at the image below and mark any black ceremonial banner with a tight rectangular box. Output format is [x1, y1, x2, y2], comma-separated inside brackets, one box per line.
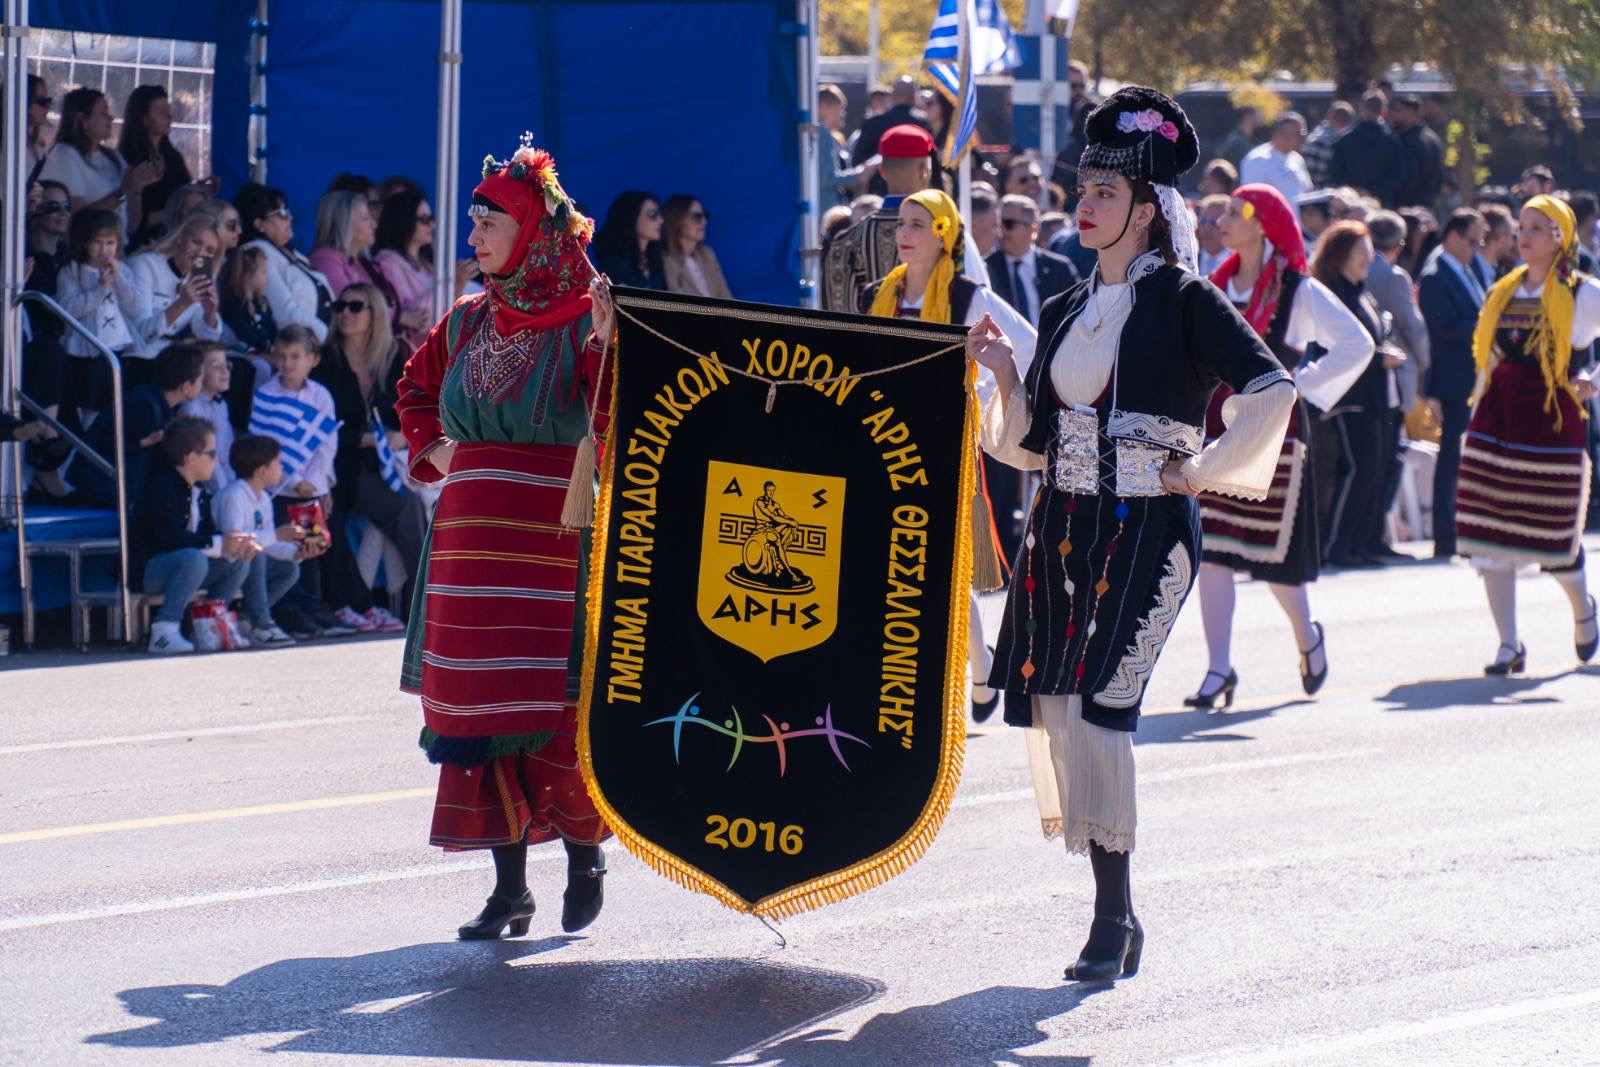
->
[579, 288, 974, 918]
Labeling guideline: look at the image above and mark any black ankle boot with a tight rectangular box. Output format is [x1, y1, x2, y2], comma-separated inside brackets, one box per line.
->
[458, 889, 535, 940]
[1065, 914, 1144, 981]
[562, 844, 607, 933]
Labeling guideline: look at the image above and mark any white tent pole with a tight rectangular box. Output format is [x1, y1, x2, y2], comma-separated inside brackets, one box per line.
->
[249, 0, 268, 182]
[2, 0, 29, 533]
[797, 0, 820, 308]
[433, 0, 463, 322]
[957, 0, 971, 224]
[1037, 33, 1055, 198]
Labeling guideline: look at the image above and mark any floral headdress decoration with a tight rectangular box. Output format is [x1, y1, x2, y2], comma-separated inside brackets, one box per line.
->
[471, 132, 596, 333]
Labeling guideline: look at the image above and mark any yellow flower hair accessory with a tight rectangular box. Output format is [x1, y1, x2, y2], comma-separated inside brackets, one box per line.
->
[931, 216, 953, 239]
[1240, 200, 1256, 220]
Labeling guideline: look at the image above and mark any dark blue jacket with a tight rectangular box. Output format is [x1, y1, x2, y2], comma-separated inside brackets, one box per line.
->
[1331, 120, 1409, 207]
[129, 465, 216, 581]
[985, 246, 1081, 325]
[1417, 256, 1482, 404]
[67, 384, 174, 509]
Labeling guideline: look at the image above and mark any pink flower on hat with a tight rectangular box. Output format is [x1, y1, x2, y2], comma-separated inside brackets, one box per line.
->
[1133, 109, 1161, 132]
[1158, 121, 1179, 142]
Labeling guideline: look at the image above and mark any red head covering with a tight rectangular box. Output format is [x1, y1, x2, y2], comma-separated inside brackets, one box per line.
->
[473, 141, 596, 336]
[879, 124, 935, 159]
[1210, 183, 1307, 337]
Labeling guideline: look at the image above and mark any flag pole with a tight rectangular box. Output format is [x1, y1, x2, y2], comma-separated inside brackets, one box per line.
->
[957, 0, 972, 225]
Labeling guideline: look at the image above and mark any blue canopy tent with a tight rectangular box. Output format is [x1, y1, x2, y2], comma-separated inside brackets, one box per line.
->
[2, 0, 821, 633]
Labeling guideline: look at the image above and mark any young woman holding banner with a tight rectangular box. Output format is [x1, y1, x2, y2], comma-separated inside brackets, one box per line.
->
[966, 87, 1297, 981]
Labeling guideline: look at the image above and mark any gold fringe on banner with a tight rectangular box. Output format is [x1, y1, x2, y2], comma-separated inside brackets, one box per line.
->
[575, 304, 977, 919]
[560, 329, 615, 530]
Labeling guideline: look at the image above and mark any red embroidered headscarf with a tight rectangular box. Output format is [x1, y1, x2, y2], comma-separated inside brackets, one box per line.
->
[1210, 183, 1307, 337]
[473, 140, 596, 336]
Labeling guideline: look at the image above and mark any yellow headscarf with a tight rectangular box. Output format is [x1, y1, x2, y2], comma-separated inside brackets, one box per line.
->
[867, 189, 962, 324]
[1472, 193, 1585, 428]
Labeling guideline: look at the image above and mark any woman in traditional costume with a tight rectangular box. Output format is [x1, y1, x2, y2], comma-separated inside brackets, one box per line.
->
[1457, 194, 1599, 674]
[968, 88, 1297, 980]
[859, 188, 1037, 723]
[1183, 183, 1374, 709]
[396, 139, 613, 939]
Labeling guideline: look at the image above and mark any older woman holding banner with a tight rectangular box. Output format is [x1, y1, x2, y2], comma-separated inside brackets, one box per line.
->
[395, 138, 615, 940]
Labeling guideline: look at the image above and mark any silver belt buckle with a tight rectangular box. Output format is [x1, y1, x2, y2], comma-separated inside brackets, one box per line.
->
[1115, 441, 1169, 497]
[1051, 407, 1100, 494]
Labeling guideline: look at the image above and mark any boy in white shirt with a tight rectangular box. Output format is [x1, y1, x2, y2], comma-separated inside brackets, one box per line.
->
[213, 434, 326, 647]
[250, 325, 339, 503]
[179, 341, 237, 493]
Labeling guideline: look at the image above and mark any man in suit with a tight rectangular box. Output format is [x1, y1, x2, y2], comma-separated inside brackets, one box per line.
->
[1366, 210, 1431, 556]
[982, 194, 1079, 563]
[1417, 208, 1487, 558]
[1331, 90, 1409, 208]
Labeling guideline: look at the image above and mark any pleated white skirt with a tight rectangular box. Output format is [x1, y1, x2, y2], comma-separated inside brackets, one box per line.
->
[1024, 694, 1137, 854]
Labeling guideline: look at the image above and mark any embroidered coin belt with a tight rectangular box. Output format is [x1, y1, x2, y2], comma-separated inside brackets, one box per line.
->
[1051, 407, 1169, 497]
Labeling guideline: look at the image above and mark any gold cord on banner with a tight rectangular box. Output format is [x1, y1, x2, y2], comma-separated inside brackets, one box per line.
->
[614, 306, 968, 414]
[574, 309, 978, 920]
[560, 316, 619, 530]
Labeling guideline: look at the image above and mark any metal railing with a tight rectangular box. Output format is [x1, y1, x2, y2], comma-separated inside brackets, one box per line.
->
[9, 290, 132, 646]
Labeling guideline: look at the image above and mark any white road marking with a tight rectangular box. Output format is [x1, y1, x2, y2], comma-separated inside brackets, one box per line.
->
[0, 715, 380, 756]
[951, 748, 1382, 810]
[0, 847, 561, 932]
[1164, 987, 1600, 1065]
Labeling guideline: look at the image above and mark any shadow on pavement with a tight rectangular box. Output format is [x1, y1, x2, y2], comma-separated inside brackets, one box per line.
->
[86, 942, 882, 1064]
[757, 982, 1104, 1066]
[1375, 671, 1582, 712]
[1135, 702, 1294, 746]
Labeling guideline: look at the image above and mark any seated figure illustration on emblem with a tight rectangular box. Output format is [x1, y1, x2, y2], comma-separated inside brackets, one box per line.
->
[727, 482, 815, 593]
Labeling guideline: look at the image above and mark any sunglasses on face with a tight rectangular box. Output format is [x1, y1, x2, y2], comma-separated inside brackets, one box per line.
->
[222, 218, 241, 230]
[266, 207, 291, 220]
[36, 201, 70, 216]
[416, 213, 435, 225]
[199, 449, 218, 459]
[688, 211, 709, 223]
[1001, 218, 1033, 230]
[332, 299, 368, 314]
[1069, 83, 1086, 91]
[644, 208, 662, 220]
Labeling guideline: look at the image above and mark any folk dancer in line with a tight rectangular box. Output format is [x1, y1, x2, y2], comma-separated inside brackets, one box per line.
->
[968, 88, 1297, 980]
[1185, 184, 1374, 708]
[1456, 194, 1599, 673]
[858, 187, 1038, 724]
[395, 138, 613, 939]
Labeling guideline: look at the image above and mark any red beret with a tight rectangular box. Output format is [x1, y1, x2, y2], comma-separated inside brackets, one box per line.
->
[879, 124, 934, 159]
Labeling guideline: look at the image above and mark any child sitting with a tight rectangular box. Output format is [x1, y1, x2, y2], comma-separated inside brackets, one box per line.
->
[67, 341, 204, 509]
[129, 415, 256, 654]
[55, 208, 137, 419]
[222, 244, 279, 355]
[177, 341, 236, 493]
[213, 434, 326, 648]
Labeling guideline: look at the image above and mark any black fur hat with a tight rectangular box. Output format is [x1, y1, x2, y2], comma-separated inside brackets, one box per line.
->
[1078, 86, 1200, 187]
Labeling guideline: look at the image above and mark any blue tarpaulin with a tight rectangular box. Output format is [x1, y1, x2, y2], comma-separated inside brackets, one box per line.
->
[29, 0, 805, 305]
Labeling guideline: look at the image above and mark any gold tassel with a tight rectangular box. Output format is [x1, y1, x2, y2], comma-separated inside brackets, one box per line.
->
[970, 485, 1004, 592]
[560, 435, 597, 529]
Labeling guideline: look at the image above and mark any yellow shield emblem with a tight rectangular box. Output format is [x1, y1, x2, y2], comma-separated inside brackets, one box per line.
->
[697, 460, 846, 663]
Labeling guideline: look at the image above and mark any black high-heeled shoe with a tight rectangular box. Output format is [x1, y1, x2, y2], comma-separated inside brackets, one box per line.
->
[1299, 622, 1328, 696]
[1577, 596, 1598, 664]
[458, 889, 535, 939]
[1484, 642, 1527, 676]
[972, 645, 999, 723]
[1183, 670, 1237, 709]
[1065, 914, 1144, 981]
[561, 847, 607, 933]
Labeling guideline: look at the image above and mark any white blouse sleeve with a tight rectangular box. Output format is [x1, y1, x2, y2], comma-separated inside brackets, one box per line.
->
[980, 381, 1045, 472]
[1283, 277, 1375, 411]
[256, 242, 330, 343]
[1571, 276, 1600, 352]
[964, 286, 1038, 407]
[962, 232, 992, 288]
[1180, 380, 1296, 500]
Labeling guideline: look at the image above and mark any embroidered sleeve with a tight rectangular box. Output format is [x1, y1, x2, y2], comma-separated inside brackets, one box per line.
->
[980, 381, 1045, 472]
[395, 305, 457, 483]
[1180, 380, 1295, 500]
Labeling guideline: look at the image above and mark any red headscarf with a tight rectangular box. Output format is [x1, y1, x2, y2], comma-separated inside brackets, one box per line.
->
[1209, 183, 1307, 337]
[473, 143, 597, 336]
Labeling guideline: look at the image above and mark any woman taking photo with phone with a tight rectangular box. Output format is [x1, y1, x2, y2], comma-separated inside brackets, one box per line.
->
[123, 213, 225, 389]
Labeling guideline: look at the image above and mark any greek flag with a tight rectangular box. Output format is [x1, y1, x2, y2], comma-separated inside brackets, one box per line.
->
[923, 0, 1021, 165]
[248, 390, 340, 485]
[372, 408, 406, 494]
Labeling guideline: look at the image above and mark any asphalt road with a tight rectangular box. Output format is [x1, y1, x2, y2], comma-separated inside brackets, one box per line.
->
[2, 544, 1598, 1067]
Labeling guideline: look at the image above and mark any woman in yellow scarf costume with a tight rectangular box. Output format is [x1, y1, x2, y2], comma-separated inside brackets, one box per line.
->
[1457, 193, 1600, 673]
[861, 188, 1038, 723]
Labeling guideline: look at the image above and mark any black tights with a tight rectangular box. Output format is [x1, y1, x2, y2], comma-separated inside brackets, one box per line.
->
[490, 837, 602, 897]
[1088, 842, 1132, 920]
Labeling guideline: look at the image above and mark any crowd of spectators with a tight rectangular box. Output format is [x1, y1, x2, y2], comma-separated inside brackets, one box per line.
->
[7, 70, 1600, 650]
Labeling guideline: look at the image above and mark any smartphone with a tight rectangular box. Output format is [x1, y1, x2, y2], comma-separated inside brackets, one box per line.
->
[188, 254, 214, 282]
